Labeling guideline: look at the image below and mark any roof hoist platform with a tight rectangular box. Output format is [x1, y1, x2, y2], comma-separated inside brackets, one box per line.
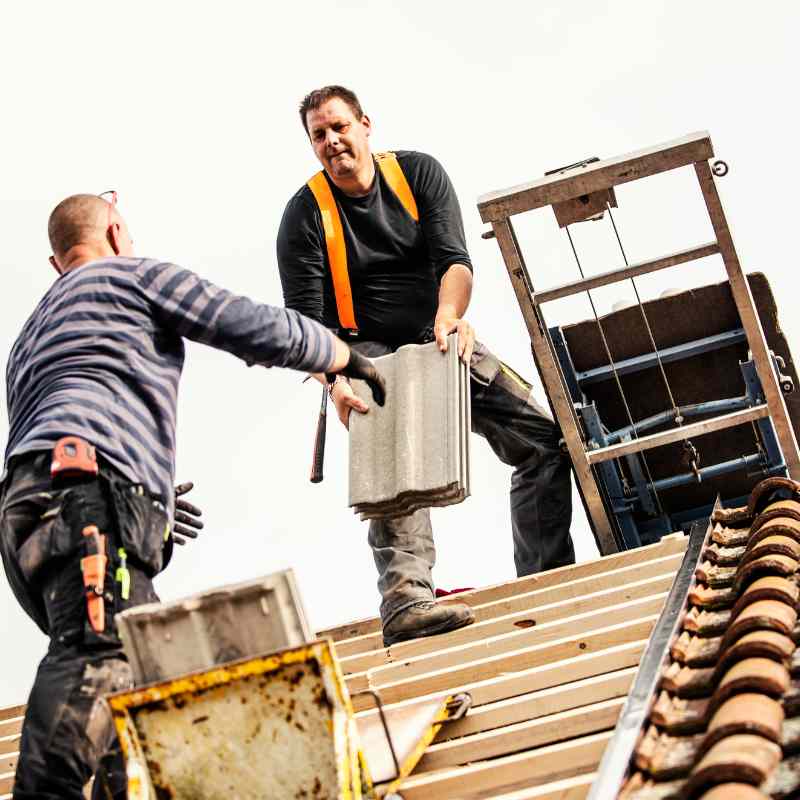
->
[478, 131, 800, 556]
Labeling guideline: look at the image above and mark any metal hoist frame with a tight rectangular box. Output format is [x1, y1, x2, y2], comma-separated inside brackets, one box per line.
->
[477, 132, 800, 556]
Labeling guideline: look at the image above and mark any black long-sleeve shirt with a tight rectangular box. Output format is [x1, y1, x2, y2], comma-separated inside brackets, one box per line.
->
[277, 151, 473, 346]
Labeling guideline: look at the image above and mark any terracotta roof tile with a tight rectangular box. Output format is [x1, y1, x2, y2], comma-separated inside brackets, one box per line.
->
[618, 478, 800, 799]
[722, 600, 798, 649]
[731, 576, 799, 618]
[698, 784, 770, 800]
[685, 734, 782, 795]
[705, 693, 784, 748]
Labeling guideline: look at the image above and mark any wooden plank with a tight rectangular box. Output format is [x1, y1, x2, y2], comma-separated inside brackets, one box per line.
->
[336, 554, 682, 658]
[434, 667, 635, 742]
[0, 753, 16, 780]
[340, 572, 674, 671]
[586, 405, 769, 464]
[418, 697, 623, 772]
[356, 639, 644, 720]
[348, 616, 657, 709]
[320, 535, 685, 642]
[0, 708, 24, 724]
[0, 720, 21, 741]
[694, 159, 800, 478]
[477, 131, 712, 222]
[534, 242, 719, 305]
[0, 734, 19, 756]
[486, 773, 595, 800]
[388, 730, 612, 799]
[0, 772, 13, 796]
[360, 593, 666, 686]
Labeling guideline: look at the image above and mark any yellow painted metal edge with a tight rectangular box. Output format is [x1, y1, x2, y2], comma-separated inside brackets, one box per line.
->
[108, 638, 374, 800]
[382, 694, 463, 796]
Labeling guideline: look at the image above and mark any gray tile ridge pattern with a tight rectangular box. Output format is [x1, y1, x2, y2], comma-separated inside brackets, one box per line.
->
[349, 334, 470, 520]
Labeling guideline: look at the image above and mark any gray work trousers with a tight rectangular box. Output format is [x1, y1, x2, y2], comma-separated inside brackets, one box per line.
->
[354, 341, 575, 626]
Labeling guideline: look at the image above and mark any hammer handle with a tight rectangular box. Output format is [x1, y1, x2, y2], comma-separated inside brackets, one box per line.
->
[310, 385, 327, 483]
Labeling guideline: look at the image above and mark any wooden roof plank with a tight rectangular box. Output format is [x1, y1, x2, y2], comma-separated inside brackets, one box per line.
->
[362, 594, 667, 686]
[349, 617, 657, 709]
[0, 707, 24, 724]
[418, 697, 623, 771]
[319, 535, 686, 642]
[355, 640, 645, 720]
[0, 721, 21, 741]
[387, 730, 612, 799]
[485, 772, 595, 799]
[434, 667, 635, 741]
[336, 559, 680, 660]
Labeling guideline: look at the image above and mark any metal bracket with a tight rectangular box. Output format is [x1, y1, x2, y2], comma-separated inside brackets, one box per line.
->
[351, 689, 401, 779]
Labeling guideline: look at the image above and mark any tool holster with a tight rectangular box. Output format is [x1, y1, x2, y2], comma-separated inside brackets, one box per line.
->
[50, 437, 112, 639]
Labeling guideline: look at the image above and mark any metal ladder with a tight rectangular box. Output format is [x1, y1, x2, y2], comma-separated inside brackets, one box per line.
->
[478, 132, 800, 555]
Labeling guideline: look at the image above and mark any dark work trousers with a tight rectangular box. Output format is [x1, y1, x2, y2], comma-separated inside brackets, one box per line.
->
[0, 452, 160, 800]
[353, 340, 575, 626]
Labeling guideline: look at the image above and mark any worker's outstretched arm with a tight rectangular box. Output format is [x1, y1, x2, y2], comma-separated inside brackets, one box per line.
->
[434, 263, 475, 365]
[136, 260, 384, 403]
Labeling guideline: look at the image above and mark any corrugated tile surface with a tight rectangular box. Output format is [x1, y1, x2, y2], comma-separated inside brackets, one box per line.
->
[619, 477, 800, 799]
[349, 333, 470, 520]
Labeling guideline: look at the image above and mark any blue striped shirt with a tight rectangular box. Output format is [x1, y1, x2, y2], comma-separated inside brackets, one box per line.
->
[4, 257, 336, 515]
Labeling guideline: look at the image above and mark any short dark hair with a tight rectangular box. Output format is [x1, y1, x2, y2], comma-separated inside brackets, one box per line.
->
[299, 86, 364, 135]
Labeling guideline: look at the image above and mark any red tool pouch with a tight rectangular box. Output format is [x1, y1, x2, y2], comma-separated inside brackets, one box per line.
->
[51, 436, 98, 480]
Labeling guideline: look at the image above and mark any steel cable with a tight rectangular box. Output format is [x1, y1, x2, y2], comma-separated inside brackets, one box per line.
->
[564, 224, 668, 518]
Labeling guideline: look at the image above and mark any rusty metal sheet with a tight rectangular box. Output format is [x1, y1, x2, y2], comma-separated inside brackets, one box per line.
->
[108, 640, 368, 800]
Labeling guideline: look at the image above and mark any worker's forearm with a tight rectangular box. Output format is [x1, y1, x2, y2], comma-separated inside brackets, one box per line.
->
[437, 263, 473, 319]
[310, 338, 351, 384]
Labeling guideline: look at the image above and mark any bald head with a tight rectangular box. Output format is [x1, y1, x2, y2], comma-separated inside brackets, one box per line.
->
[48, 194, 117, 258]
[47, 194, 134, 274]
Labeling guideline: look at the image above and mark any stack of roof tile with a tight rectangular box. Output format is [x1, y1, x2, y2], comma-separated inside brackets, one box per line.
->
[620, 477, 800, 799]
[348, 334, 470, 520]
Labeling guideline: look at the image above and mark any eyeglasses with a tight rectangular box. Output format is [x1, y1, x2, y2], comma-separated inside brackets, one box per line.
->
[98, 190, 118, 229]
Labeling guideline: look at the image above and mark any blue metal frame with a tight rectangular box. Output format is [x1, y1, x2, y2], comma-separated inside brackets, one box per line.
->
[549, 324, 789, 549]
[574, 328, 746, 386]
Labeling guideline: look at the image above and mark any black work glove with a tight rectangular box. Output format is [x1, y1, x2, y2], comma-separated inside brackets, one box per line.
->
[173, 481, 204, 545]
[328, 349, 386, 406]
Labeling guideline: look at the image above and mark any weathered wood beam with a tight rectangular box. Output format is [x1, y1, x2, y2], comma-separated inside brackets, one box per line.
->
[533, 242, 719, 305]
[477, 132, 713, 223]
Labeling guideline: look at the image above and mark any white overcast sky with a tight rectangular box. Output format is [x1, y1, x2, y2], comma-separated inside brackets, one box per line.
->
[1, 1, 798, 706]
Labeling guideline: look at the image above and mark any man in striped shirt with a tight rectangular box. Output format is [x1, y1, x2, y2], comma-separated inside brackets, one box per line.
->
[1, 193, 385, 800]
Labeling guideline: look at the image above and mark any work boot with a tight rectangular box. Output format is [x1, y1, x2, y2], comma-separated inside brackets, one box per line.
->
[383, 600, 475, 646]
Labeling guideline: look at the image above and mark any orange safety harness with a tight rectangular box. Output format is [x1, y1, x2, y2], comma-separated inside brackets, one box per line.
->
[307, 152, 418, 332]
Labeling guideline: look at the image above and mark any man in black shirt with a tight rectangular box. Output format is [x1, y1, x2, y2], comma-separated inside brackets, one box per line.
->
[278, 85, 575, 645]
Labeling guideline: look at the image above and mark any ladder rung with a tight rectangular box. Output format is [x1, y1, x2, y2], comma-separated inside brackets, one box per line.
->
[535, 241, 719, 305]
[585, 404, 769, 464]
